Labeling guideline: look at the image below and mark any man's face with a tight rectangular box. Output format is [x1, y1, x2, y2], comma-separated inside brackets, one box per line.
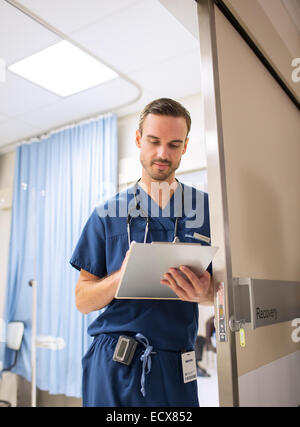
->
[135, 114, 189, 182]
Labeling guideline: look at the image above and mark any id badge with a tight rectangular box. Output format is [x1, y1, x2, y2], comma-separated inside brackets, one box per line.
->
[181, 351, 197, 383]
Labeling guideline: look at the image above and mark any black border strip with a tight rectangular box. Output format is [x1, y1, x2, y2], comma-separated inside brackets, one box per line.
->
[213, 0, 300, 110]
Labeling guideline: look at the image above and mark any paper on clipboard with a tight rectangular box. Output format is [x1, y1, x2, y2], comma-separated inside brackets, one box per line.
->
[115, 241, 218, 300]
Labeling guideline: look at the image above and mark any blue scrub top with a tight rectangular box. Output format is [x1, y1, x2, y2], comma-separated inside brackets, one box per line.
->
[70, 182, 211, 353]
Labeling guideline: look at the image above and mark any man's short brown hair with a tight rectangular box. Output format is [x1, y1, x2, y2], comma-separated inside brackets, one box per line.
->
[139, 98, 191, 137]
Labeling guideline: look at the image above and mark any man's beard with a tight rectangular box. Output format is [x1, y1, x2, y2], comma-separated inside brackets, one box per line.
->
[141, 158, 180, 181]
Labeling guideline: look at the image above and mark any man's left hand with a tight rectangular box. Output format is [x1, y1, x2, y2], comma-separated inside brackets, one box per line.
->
[160, 266, 214, 305]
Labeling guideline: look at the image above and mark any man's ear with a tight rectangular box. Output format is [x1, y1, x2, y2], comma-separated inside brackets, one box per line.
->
[135, 130, 142, 148]
[182, 137, 189, 155]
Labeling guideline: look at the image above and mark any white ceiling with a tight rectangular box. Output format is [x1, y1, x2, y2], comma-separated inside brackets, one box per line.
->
[0, 0, 201, 152]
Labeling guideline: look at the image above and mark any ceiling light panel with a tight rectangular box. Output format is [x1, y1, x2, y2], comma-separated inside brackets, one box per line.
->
[8, 40, 118, 97]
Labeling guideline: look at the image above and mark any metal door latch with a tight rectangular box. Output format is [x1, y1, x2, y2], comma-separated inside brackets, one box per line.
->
[229, 316, 245, 332]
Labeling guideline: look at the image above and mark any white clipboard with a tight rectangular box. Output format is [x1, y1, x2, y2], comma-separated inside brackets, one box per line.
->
[115, 241, 218, 300]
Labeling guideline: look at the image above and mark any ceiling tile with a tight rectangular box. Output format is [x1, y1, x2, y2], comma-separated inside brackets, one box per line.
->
[116, 89, 159, 118]
[71, 0, 199, 74]
[131, 49, 202, 99]
[0, 118, 41, 147]
[16, 77, 140, 133]
[0, 71, 60, 117]
[17, 0, 140, 34]
[0, 1, 59, 65]
[159, 0, 199, 40]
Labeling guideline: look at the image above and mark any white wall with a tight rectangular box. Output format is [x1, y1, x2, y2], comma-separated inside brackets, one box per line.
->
[118, 93, 207, 187]
[0, 151, 15, 320]
[0, 150, 17, 406]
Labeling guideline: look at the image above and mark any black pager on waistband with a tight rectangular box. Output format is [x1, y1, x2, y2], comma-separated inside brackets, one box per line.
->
[113, 335, 138, 366]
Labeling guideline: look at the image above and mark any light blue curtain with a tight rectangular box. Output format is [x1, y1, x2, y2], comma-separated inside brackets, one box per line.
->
[2, 114, 118, 397]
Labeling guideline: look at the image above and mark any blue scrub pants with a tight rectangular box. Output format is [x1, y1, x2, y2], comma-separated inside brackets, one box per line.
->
[82, 334, 199, 407]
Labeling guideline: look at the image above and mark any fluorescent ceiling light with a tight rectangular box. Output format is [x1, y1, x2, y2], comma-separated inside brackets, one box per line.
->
[8, 40, 118, 97]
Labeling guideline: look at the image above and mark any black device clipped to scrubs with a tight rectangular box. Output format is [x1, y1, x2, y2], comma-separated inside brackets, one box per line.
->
[113, 335, 138, 366]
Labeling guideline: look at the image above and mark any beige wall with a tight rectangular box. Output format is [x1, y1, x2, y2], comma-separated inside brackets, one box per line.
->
[214, 3, 300, 406]
[224, 0, 300, 101]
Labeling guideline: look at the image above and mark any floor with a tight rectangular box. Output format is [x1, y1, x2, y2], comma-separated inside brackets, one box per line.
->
[197, 352, 219, 407]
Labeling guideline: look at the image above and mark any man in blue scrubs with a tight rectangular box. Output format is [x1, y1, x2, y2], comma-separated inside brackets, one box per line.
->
[70, 98, 213, 407]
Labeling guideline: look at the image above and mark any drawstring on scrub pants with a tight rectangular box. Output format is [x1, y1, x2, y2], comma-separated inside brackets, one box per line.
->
[135, 333, 156, 397]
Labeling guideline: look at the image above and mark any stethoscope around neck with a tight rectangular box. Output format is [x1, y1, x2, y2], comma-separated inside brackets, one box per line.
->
[127, 178, 183, 249]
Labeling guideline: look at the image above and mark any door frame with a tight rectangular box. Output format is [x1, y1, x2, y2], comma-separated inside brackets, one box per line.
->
[196, 0, 300, 407]
[196, 0, 239, 407]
